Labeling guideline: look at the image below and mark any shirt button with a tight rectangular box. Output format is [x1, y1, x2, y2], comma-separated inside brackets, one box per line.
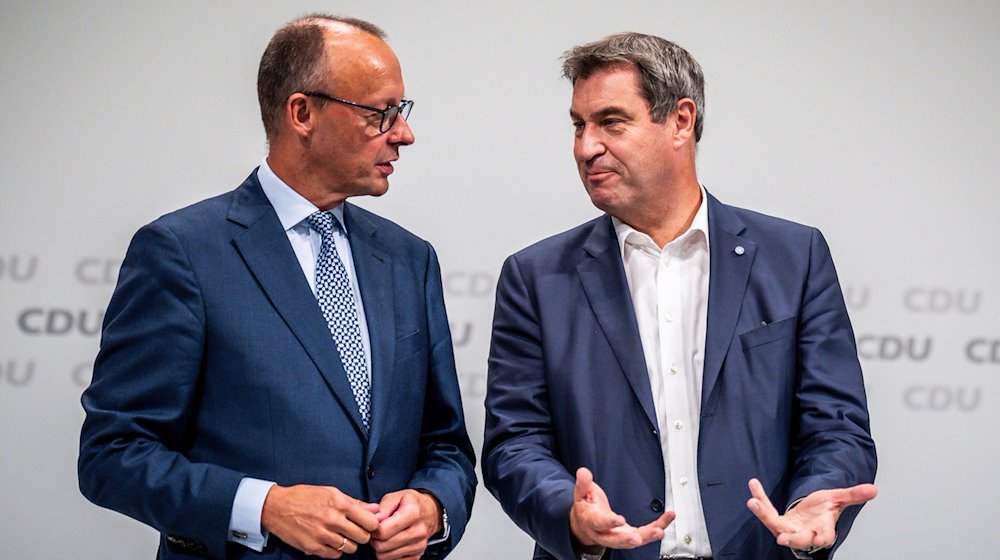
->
[670, 364, 679, 375]
[674, 420, 684, 430]
[679, 477, 689, 486]
[649, 498, 664, 512]
[683, 534, 692, 545]
[665, 311, 674, 322]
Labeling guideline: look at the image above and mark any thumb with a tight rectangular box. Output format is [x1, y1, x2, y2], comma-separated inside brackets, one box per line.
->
[574, 467, 595, 502]
[836, 483, 878, 507]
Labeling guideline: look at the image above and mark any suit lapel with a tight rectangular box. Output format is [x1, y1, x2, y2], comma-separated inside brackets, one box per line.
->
[577, 216, 658, 430]
[343, 203, 395, 455]
[703, 193, 755, 411]
[227, 172, 369, 437]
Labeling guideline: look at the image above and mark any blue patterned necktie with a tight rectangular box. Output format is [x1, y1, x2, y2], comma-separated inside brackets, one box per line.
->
[306, 211, 371, 431]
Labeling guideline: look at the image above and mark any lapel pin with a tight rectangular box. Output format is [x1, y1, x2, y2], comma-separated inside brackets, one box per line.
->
[734, 245, 745, 256]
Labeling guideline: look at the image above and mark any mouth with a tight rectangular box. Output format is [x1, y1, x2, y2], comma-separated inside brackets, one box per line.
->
[585, 168, 616, 183]
[376, 161, 395, 175]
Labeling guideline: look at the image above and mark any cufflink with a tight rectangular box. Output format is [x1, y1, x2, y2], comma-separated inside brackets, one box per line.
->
[439, 508, 450, 540]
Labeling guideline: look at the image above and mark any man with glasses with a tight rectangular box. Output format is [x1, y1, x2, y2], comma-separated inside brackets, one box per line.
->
[79, 15, 475, 560]
[483, 33, 876, 559]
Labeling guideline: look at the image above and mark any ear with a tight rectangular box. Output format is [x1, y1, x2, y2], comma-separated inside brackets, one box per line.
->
[285, 93, 315, 138]
[672, 98, 697, 148]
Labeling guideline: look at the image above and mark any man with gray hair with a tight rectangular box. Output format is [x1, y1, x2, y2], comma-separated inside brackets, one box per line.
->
[483, 32, 876, 559]
[79, 14, 475, 560]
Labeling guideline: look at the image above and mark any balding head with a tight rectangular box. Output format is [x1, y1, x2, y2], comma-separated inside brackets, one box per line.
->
[257, 14, 388, 141]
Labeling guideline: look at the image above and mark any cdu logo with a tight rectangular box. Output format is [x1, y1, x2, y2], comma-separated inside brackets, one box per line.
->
[0, 359, 35, 387]
[857, 335, 933, 362]
[17, 308, 105, 336]
[75, 258, 122, 286]
[966, 339, 1000, 365]
[903, 288, 981, 314]
[444, 271, 495, 298]
[0, 255, 39, 283]
[903, 385, 982, 411]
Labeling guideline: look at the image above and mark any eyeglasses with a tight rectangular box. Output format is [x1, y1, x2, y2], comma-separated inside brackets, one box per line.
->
[302, 92, 413, 133]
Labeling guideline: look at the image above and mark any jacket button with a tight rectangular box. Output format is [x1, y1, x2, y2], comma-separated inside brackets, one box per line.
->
[367, 465, 375, 479]
[650, 498, 664, 512]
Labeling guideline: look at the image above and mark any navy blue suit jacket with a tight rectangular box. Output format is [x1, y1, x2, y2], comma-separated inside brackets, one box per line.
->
[79, 171, 476, 559]
[482, 193, 876, 560]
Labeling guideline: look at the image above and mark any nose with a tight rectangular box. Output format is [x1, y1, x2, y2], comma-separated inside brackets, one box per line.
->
[388, 114, 415, 146]
[574, 125, 604, 163]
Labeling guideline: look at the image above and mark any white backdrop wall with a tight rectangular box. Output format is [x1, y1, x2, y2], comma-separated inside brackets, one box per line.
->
[1, 1, 997, 557]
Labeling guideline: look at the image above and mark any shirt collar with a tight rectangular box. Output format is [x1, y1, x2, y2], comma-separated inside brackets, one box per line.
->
[256, 158, 347, 233]
[613, 185, 710, 257]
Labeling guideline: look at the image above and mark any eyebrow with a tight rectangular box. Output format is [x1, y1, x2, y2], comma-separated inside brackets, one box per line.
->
[570, 106, 633, 121]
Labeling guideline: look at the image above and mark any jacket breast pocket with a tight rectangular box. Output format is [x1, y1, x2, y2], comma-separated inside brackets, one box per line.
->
[395, 329, 424, 361]
[739, 315, 796, 351]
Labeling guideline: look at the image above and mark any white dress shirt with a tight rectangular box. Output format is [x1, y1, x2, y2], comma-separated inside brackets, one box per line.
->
[227, 159, 373, 550]
[613, 187, 712, 558]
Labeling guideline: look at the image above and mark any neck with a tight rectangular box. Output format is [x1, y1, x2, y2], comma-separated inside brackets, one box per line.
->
[266, 147, 347, 211]
[621, 179, 702, 248]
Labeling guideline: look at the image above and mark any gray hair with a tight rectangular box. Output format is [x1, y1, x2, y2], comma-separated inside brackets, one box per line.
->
[257, 14, 386, 140]
[562, 32, 705, 141]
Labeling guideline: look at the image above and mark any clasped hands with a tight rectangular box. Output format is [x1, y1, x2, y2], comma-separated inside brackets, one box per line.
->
[261, 484, 442, 560]
[570, 467, 876, 554]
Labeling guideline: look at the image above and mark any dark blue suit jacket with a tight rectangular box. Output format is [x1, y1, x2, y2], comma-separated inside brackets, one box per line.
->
[79, 171, 476, 559]
[482, 192, 876, 560]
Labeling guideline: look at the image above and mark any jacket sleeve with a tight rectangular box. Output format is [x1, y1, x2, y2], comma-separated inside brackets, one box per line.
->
[406, 242, 478, 557]
[787, 228, 877, 556]
[482, 254, 579, 560]
[78, 222, 244, 560]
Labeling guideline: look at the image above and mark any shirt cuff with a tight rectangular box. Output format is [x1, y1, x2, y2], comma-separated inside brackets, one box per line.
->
[228, 477, 276, 552]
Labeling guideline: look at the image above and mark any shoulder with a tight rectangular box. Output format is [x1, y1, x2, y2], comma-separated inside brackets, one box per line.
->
[344, 202, 437, 262]
[708, 194, 822, 251]
[143, 170, 262, 237]
[507, 215, 608, 268]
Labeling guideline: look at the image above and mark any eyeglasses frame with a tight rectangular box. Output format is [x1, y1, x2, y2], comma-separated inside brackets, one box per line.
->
[301, 91, 413, 133]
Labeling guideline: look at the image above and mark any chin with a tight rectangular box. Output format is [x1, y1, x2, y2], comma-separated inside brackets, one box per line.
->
[585, 187, 615, 212]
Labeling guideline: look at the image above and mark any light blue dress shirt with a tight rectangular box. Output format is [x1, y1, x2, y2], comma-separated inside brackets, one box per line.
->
[227, 159, 373, 551]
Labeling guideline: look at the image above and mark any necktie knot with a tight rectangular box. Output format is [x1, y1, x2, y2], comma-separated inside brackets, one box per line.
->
[306, 211, 339, 239]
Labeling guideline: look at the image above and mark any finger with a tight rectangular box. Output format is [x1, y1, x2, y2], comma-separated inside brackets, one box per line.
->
[595, 523, 658, 549]
[574, 467, 595, 502]
[776, 528, 817, 550]
[377, 491, 405, 520]
[367, 500, 386, 520]
[372, 526, 425, 559]
[833, 483, 878, 507]
[374, 497, 421, 540]
[316, 533, 358, 558]
[342, 500, 381, 535]
[335, 518, 376, 545]
[634, 511, 674, 543]
[746, 479, 784, 532]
